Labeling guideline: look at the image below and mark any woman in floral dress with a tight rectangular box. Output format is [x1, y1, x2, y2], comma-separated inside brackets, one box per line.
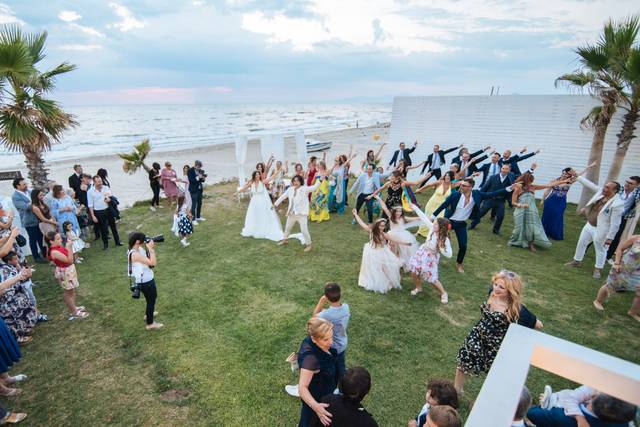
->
[593, 235, 640, 322]
[309, 161, 332, 223]
[454, 270, 542, 393]
[0, 263, 36, 343]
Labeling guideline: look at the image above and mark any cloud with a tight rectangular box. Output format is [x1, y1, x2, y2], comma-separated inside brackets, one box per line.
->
[58, 44, 103, 51]
[70, 23, 105, 38]
[58, 10, 81, 22]
[109, 2, 146, 32]
[0, 3, 23, 25]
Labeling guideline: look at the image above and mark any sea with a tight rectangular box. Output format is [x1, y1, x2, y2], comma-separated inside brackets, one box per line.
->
[0, 103, 391, 165]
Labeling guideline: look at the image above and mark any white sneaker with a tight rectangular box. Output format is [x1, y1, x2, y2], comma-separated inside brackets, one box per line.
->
[197, 217, 206, 221]
[285, 384, 299, 397]
[192, 220, 198, 225]
[150, 206, 156, 212]
[180, 239, 190, 247]
[540, 385, 553, 409]
[440, 292, 449, 304]
[410, 288, 423, 296]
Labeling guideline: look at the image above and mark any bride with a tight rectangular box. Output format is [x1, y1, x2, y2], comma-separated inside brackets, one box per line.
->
[238, 171, 284, 241]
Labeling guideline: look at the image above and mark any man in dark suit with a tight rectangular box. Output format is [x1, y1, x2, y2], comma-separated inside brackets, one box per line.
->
[469, 163, 515, 234]
[388, 141, 417, 167]
[475, 152, 502, 187]
[432, 177, 516, 272]
[499, 147, 539, 176]
[420, 143, 461, 179]
[454, 151, 488, 179]
[68, 164, 83, 200]
[451, 145, 490, 166]
[188, 160, 206, 222]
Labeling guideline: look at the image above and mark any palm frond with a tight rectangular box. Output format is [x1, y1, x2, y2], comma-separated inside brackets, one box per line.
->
[580, 106, 602, 130]
[118, 139, 152, 174]
[24, 31, 47, 64]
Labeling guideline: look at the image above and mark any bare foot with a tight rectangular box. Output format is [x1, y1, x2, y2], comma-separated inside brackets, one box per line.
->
[277, 239, 288, 246]
[593, 300, 604, 311]
[528, 242, 537, 252]
[628, 311, 640, 322]
[304, 244, 313, 252]
[456, 263, 464, 273]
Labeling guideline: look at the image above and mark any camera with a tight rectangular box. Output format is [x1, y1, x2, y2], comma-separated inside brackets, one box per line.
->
[130, 282, 141, 299]
[144, 234, 165, 244]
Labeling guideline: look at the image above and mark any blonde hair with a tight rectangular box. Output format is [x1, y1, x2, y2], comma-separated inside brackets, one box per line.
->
[490, 270, 523, 322]
[307, 317, 333, 340]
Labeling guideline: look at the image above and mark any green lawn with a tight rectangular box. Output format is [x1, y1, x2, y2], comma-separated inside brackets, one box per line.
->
[10, 182, 639, 426]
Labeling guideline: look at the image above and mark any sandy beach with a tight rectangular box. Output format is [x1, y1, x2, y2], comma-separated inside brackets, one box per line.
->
[0, 124, 390, 207]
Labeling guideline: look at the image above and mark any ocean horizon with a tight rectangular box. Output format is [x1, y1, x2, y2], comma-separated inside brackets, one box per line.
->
[0, 103, 391, 166]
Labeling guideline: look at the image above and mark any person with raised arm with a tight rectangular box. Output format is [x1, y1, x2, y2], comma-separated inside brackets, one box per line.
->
[420, 143, 462, 179]
[274, 175, 320, 252]
[388, 141, 417, 167]
[499, 146, 540, 177]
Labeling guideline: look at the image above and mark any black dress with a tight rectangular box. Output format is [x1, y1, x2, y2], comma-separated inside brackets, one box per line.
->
[297, 336, 337, 427]
[457, 303, 537, 376]
[385, 185, 403, 209]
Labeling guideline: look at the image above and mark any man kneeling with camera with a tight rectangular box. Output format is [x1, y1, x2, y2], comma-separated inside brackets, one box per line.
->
[127, 232, 164, 330]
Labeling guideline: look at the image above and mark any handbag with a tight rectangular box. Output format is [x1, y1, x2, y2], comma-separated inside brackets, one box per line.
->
[15, 234, 27, 247]
[39, 222, 57, 236]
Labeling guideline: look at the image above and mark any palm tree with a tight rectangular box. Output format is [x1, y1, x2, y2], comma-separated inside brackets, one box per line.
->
[555, 18, 634, 209]
[0, 26, 77, 189]
[118, 138, 152, 174]
[607, 45, 640, 181]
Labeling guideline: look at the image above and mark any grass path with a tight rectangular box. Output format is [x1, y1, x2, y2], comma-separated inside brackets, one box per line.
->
[10, 182, 639, 426]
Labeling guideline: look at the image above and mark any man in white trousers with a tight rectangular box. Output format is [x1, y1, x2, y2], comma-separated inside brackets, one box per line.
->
[565, 175, 624, 279]
[273, 175, 320, 252]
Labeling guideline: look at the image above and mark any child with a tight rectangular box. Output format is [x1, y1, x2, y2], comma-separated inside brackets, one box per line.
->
[408, 379, 459, 427]
[44, 231, 89, 320]
[512, 387, 531, 427]
[1, 251, 47, 322]
[528, 384, 637, 427]
[424, 405, 462, 427]
[63, 221, 85, 263]
[407, 203, 452, 303]
[176, 194, 193, 247]
[313, 282, 351, 383]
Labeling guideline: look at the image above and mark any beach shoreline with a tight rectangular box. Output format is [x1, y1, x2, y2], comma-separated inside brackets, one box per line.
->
[0, 124, 390, 208]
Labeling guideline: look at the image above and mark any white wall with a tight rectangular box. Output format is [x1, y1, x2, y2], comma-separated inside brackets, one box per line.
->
[388, 95, 640, 203]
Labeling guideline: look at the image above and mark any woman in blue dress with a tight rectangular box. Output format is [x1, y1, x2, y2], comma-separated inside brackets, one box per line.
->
[541, 163, 593, 240]
[50, 185, 80, 235]
[0, 315, 24, 396]
[328, 154, 356, 214]
[296, 317, 337, 427]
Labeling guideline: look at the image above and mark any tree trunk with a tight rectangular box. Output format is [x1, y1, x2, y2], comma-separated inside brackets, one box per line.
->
[22, 145, 49, 189]
[577, 117, 610, 210]
[606, 103, 638, 182]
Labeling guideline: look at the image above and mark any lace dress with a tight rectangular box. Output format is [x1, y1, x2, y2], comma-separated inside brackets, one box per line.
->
[240, 182, 284, 241]
[358, 236, 403, 294]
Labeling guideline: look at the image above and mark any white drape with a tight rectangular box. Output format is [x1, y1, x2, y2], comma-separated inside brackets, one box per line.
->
[260, 134, 285, 163]
[295, 131, 307, 164]
[235, 136, 248, 186]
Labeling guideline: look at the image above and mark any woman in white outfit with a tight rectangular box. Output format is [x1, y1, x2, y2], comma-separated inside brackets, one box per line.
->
[238, 171, 285, 242]
[273, 175, 320, 252]
[352, 208, 406, 294]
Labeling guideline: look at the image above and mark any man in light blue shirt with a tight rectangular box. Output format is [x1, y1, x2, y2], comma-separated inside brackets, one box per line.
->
[313, 282, 350, 382]
[349, 164, 382, 223]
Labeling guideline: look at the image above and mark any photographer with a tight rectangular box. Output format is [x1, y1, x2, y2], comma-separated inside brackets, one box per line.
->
[188, 160, 206, 223]
[127, 232, 163, 330]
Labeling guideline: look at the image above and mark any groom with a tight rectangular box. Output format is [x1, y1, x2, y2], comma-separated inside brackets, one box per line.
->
[273, 175, 320, 252]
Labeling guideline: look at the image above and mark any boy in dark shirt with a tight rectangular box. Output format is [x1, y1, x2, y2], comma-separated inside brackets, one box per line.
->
[310, 367, 378, 427]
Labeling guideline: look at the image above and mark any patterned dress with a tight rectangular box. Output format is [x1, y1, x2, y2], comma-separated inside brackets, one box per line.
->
[309, 175, 330, 223]
[177, 205, 193, 236]
[509, 191, 551, 249]
[457, 304, 510, 376]
[0, 216, 25, 265]
[605, 240, 640, 292]
[417, 183, 451, 237]
[0, 264, 37, 338]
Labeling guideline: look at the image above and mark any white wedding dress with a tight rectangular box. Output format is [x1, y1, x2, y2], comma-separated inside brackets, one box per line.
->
[241, 182, 285, 241]
[358, 238, 403, 294]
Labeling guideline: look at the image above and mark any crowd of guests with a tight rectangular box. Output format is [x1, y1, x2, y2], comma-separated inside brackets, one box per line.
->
[234, 142, 639, 426]
[0, 158, 210, 423]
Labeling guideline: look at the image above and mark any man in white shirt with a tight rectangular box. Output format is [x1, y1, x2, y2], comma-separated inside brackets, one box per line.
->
[273, 175, 320, 252]
[88, 176, 122, 250]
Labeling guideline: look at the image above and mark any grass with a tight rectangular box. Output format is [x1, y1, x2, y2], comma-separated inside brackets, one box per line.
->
[10, 182, 639, 426]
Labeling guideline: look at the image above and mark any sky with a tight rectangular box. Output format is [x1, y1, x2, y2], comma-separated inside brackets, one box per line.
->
[1, 0, 639, 105]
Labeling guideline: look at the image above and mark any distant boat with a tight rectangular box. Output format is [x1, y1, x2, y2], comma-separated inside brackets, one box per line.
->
[306, 139, 332, 153]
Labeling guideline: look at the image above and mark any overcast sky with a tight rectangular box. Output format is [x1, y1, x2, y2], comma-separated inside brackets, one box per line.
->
[2, 1, 638, 105]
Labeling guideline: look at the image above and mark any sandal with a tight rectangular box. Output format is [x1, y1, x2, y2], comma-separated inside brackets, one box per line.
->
[6, 374, 27, 384]
[16, 336, 32, 344]
[2, 412, 27, 424]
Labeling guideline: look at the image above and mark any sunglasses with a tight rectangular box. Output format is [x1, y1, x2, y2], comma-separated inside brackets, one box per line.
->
[499, 269, 516, 278]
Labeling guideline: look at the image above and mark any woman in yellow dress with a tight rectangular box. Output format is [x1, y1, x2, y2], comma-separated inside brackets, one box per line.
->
[415, 171, 462, 237]
[309, 161, 332, 223]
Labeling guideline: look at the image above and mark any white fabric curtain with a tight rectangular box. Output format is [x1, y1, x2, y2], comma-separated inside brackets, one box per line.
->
[272, 134, 285, 162]
[260, 134, 285, 163]
[235, 136, 248, 186]
[295, 131, 307, 164]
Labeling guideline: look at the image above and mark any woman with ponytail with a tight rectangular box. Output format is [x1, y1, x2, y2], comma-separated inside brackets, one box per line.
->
[407, 203, 452, 302]
[296, 317, 337, 427]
